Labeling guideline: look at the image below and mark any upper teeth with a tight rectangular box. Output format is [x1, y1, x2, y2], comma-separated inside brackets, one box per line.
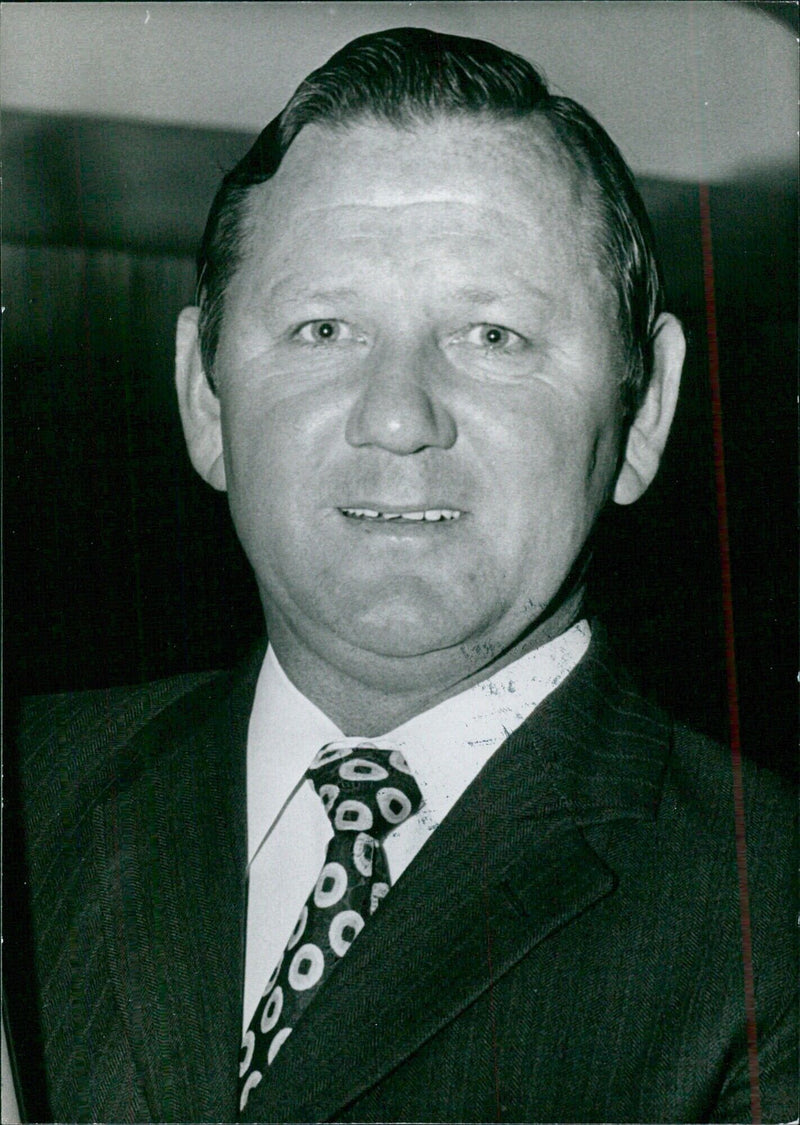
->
[341, 508, 461, 522]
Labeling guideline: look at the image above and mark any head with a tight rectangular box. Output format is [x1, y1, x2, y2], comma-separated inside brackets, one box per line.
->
[176, 27, 684, 711]
[195, 27, 666, 422]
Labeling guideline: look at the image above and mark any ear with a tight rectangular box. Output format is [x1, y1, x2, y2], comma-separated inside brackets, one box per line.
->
[175, 306, 227, 491]
[613, 312, 685, 506]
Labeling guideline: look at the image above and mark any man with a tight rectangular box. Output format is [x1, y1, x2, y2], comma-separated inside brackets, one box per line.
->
[10, 27, 795, 1123]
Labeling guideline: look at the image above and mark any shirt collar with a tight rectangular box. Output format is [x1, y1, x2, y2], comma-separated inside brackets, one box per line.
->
[247, 621, 591, 863]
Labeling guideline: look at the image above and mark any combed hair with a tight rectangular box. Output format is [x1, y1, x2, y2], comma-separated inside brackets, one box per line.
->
[196, 26, 663, 417]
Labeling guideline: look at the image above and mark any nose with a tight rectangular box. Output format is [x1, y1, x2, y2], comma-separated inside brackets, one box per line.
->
[344, 345, 457, 454]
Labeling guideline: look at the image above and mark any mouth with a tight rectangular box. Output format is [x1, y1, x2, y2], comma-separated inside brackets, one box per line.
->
[338, 507, 462, 523]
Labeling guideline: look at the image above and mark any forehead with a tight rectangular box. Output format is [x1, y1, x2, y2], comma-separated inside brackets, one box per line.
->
[234, 115, 608, 303]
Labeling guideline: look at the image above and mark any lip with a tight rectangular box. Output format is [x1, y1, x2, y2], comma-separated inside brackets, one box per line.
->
[338, 503, 464, 513]
[335, 504, 466, 527]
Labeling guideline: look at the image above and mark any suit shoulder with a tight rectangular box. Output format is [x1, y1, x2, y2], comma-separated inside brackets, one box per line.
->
[13, 670, 227, 840]
[665, 720, 796, 838]
[659, 720, 796, 970]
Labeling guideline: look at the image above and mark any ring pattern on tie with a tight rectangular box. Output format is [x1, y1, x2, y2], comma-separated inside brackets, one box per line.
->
[237, 742, 422, 1114]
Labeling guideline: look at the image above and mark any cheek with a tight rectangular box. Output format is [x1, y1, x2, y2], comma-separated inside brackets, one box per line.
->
[219, 402, 298, 555]
[495, 399, 621, 540]
[221, 387, 320, 488]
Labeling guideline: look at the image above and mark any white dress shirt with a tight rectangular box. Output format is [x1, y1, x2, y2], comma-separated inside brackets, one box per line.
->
[243, 619, 590, 1030]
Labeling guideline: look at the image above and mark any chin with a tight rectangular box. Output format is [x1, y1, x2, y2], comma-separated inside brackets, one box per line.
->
[331, 593, 487, 660]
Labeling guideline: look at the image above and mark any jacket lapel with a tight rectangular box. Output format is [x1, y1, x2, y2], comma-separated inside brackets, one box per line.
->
[90, 627, 669, 1122]
[95, 646, 263, 1122]
[245, 629, 671, 1122]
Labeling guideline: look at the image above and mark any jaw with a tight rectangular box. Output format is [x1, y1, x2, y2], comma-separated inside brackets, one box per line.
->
[260, 573, 588, 737]
[248, 481, 602, 680]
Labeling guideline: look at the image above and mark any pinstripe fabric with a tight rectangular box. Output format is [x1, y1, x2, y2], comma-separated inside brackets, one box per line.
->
[7, 671, 224, 1120]
[7, 629, 797, 1123]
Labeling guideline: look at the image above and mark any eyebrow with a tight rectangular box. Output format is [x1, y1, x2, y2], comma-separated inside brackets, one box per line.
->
[451, 285, 555, 308]
[267, 281, 556, 311]
[269, 282, 361, 306]
[307, 288, 361, 303]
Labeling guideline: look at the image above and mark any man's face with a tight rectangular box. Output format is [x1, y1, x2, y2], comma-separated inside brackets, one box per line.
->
[212, 116, 627, 679]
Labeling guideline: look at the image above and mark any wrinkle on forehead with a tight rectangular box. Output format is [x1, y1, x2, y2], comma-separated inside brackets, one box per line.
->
[243, 115, 589, 223]
[234, 116, 614, 313]
[252, 199, 572, 258]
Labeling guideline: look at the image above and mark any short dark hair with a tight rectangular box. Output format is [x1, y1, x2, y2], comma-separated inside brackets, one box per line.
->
[196, 26, 663, 417]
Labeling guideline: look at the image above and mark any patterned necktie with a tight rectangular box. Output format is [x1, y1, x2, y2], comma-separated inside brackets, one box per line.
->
[238, 741, 423, 1113]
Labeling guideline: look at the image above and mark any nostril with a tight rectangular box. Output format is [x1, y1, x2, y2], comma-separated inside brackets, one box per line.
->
[344, 372, 457, 453]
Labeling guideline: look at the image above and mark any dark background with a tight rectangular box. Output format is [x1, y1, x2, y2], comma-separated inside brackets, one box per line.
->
[3, 108, 797, 780]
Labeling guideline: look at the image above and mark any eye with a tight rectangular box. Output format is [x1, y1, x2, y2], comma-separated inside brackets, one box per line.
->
[457, 323, 527, 353]
[293, 320, 356, 345]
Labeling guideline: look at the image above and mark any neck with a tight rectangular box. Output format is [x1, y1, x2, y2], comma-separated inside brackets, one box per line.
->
[265, 589, 585, 737]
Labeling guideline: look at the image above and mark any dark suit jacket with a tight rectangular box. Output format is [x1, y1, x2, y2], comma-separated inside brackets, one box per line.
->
[7, 629, 797, 1122]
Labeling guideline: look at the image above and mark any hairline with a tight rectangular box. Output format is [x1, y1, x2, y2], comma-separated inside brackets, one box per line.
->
[204, 107, 633, 384]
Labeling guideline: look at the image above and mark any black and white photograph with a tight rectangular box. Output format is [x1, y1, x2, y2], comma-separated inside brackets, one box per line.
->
[2, 3, 797, 1121]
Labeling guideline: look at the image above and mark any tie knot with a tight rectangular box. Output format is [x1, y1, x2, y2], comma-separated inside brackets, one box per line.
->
[307, 742, 422, 841]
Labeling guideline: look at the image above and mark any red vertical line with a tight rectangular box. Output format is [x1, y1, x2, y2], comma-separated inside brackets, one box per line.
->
[698, 182, 761, 1125]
